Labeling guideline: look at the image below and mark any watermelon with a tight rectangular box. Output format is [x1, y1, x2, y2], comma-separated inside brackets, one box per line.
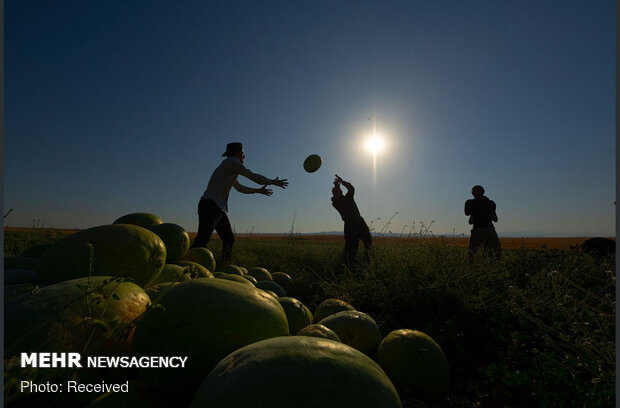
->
[172, 260, 214, 279]
[5, 276, 150, 355]
[271, 272, 293, 291]
[580, 237, 616, 257]
[190, 336, 402, 408]
[277, 297, 313, 335]
[4, 269, 38, 285]
[303, 154, 322, 173]
[221, 264, 244, 276]
[297, 324, 341, 342]
[19, 243, 53, 258]
[318, 311, 382, 357]
[264, 290, 279, 298]
[314, 298, 356, 323]
[146, 264, 191, 287]
[216, 274, 254, 286]
[243, 275, 258, 285]
[149, 223, 190, 263]
[376, 329, 449, 402]
[5, 284, 41, 301]
[255, 280, 287, 297]
[179, 247, 216, 273]
[145, 282, 181, 304]
[247, 267, 272, 282]
[5, 256, 40, 271]
[39, 224, 166, 286]
[113, 213, 163, 229]
[132, 278, 289, 390]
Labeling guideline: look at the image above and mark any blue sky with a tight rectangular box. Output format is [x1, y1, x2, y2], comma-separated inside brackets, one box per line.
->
[5, 1, 615, 236]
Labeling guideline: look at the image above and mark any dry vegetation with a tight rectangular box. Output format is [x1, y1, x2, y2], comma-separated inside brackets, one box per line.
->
[3, 227, 615, 407]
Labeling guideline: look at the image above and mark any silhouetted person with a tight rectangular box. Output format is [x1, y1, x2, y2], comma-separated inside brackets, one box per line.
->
[331, 174, 373, 261]
[464, 185, 500, 260]
[192, 142, 288, 261]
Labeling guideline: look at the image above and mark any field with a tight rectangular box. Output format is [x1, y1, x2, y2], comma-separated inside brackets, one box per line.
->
[4, 226, 598, 251]
[3, 228, 616, 407]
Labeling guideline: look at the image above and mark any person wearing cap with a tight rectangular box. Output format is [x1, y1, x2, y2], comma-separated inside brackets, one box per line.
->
[464, 185, 500, 260]
[191, 142, 288, 261]
[331, 174, 373, 262]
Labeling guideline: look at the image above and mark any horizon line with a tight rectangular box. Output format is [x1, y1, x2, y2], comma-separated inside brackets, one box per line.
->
[2, 226, 615, 239]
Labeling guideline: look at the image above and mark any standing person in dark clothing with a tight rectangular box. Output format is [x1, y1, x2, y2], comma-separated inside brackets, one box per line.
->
[191, 142, 288, 261]
[331, 174, 373, 261]
[464, 185, 501, 260]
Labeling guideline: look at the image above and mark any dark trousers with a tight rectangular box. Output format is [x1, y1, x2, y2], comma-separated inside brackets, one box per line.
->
[468, 226, 501, 260]
[344, 218, 373, 260]
[191, 199, 234, 261]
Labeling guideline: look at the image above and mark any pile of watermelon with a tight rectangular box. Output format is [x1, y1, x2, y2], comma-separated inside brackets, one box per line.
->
[4, 212, 449, 408]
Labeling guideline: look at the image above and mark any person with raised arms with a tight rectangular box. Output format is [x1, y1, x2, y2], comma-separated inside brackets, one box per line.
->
[331, 174, 373, 262]
[191, 142, 288, 261]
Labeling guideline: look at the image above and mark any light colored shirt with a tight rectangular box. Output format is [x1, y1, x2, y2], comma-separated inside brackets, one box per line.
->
[202, 157, 274, 212]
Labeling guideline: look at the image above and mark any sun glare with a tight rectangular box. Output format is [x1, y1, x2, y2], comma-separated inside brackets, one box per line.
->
[365, 135, 385, 154]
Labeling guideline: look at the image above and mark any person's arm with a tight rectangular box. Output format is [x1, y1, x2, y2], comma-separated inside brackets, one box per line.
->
[464, 200, 471, 216]
[233, 180, 273, 196]
[233, 161, 288, 189]
[491, 201, 498, 222]
[335, 175, 354, 197]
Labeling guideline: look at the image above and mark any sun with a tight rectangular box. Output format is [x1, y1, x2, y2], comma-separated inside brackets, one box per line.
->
[365, 135, 385, 154]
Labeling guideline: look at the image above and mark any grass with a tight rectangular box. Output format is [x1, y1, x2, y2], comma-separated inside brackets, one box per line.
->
[4, 228, 65, 258]
[3, 230, 616, 407]
[210, 236, 616, 408]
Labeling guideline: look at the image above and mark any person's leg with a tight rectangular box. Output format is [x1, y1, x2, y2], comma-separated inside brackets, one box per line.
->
[191, 199, 221, 248]
[480, 231, 490, 258]
[468, 229, 482, 261]
[489, 228, 501, 259]
[479, 228, 496, 258]
[344, 223, 359, 262]
[359, 219, 373, 250]
[215, 212, 235, 261]
[359, 220, 373, 260]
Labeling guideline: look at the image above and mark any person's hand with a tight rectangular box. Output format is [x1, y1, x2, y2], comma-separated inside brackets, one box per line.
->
[258, 186, 273, 196]
[335, 174, 343, 183]
[273, 177, 288, 189]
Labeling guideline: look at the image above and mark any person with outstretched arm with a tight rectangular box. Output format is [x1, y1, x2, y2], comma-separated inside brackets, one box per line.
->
[464, 185, 500, 260]
[191, 142, 288, 261]
[331, 174, 373, 261]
